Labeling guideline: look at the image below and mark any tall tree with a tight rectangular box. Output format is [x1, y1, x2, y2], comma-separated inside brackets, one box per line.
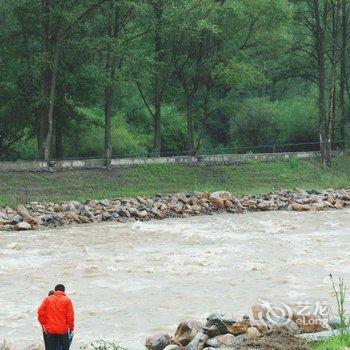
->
[38, 0, 108, 162]
[293, 0, 335, 166]
[339, 0, 349, 147]
[135, 0, 171, 157]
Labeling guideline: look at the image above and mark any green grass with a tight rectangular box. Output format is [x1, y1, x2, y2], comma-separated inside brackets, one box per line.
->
[312, 334, 350, 349]
[0, 156, 349, 207]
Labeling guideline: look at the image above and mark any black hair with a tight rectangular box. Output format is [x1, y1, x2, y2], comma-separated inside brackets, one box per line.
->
[48, 290, 54, 296]
[54, 284, 65, 292]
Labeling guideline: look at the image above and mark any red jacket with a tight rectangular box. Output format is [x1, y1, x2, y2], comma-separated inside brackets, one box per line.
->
[38, 291, 75, 334]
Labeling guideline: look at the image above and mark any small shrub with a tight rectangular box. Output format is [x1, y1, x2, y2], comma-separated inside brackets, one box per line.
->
[81, 340, 127, 350]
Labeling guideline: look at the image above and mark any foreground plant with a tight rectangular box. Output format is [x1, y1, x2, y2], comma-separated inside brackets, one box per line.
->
[81, 340, 127, 350]
[329, 274, 350, 335]
[313, 275, 350, 349]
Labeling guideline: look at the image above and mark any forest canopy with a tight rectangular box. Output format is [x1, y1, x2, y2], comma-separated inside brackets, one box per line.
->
[0, 0, 349, 167]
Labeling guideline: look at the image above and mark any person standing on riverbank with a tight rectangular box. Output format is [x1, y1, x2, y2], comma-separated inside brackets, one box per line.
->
[38, 284, 75, 350]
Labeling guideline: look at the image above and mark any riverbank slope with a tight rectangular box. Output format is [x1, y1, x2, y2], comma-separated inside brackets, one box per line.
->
[0, 156, 349, 207]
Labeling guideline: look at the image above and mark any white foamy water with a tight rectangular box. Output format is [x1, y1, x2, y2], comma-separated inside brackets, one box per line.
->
[1, 210, 350, 349]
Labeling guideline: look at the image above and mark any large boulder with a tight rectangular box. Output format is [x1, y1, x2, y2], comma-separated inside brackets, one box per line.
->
[206, 313, 230, 334]
[210, 191, 233, 200]
[186, 332, 208, 350]
[203, 325, 221, 338]
[65, 212, 79, 222]
[14, 222, 32, 231]
[10, 214, 22, 225]
[17, 204, 39, 229]
[245, 327, 261, 340]
[257, 201, 277, 211]
[225, 321, 250, 336]
[209, 194, 225, 210]
[334, 201, 344, 209]
[138, 210, 149, 219]
[174, 320, 204, 346]
[145, 334, 171, 350]
[205, 333, 236, 348]
[291, 203, 311, 211]
[206, 313, 250, 336]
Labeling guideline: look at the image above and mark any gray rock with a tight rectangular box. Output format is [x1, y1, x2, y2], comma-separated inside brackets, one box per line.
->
[151, 208, 165, 219]
[79, 206, 94, 218]
[99, 199, 110, 206]
[11, 215, 23, 225]
[128, 207, 139, 217]
[206, 313, 229, 334]
[206, 334, 236, 347]
[257, 201, 276, 211]
[109, 213, 119, 220]
[186, 332, 208, 350]
[117, 206, 130, 217]
[145, 334, 171, 350]
[234, 334, 247, 345]
[203, 325, 221, 338]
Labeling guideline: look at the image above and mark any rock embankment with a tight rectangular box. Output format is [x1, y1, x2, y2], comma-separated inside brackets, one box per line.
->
[1, 188, 349, 231]
[145, 302, 331, 350]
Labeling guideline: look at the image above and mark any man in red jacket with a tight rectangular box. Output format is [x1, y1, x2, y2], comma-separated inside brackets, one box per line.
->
[38, 284, 75, 350]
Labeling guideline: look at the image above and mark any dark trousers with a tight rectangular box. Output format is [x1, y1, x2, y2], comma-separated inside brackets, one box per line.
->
[44, 333, 69, 350]
[43, 332, 49, 350]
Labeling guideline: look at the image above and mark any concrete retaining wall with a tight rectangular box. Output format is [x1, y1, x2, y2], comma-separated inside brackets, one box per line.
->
[0, 151, 344, 171]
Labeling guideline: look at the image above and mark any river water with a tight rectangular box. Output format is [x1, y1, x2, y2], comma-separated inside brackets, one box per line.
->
[1, 209, 350, 349]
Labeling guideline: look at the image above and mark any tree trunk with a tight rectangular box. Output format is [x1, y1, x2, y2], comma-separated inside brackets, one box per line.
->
[55, 126, 63, 159]
[104, 58, 116, 170]
[340, 0, 348, 148]
[39, 0, 51, 159]
[104, 1, 118, 170]
[43, 40, 59, 162]
[104, 85, 113, 169]
[328, 1, 338, 144]
[186, 98, 195, 155]
[315, 2, 331, 167]
[195, 85, 211, 153]
[153, 0, 163, 157]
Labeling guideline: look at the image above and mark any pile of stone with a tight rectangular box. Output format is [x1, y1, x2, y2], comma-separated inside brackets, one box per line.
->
[0, 188, 349, 231]
[145, 302, 331, 350]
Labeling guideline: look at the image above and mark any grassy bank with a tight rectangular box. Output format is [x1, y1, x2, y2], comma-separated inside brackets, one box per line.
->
[0, 156, 349, 207]
[313, 334, 350, 349]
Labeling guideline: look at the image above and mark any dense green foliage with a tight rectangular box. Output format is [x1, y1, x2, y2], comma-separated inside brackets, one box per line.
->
[0, 156, 349, 206]
[0, 0, 349, 161]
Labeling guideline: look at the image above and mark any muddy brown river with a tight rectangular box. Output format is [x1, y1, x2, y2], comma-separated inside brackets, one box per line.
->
[1, 209, 350, 349]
